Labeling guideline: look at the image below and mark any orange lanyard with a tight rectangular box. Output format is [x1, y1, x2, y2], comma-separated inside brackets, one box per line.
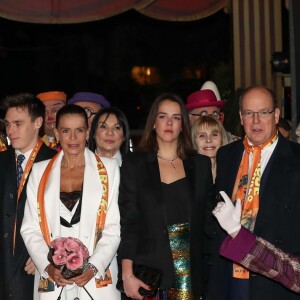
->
[13, 139, 43, 252]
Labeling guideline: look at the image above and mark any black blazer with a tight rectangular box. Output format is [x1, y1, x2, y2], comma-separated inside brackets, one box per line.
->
[0, 144, 56, 300]
[118, 151, 214, 299]
[207, 135, 300, 300]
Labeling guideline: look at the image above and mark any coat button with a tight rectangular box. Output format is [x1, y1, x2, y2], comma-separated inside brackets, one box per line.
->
[3, 233, 8, 238]
[9, 193, 13, 199]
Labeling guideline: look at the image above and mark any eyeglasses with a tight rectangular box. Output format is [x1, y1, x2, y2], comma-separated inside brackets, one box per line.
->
[241, 109, 275, 118]
[84, 107, 97, 119]
[189, 111, 221, 120]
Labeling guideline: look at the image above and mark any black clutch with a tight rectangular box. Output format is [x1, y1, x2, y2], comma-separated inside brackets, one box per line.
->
[117, 264, 163, 297]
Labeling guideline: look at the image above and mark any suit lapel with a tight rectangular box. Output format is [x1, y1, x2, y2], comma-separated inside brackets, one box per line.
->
[44, 151, 63, 239]
[19, 144, 54, 201]
[255, 136, 295, 233]
[79, 149, 101, 245]
[147, 152, 164, 205]
[183, 157, 195, 198]
[216, 141, 244, 197]
[183, 157, 196, 224]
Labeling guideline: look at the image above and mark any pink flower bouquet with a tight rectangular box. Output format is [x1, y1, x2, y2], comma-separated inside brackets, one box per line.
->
[48, 237, 90, 279]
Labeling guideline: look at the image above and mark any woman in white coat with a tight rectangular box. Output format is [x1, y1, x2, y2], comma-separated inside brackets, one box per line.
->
[21, 104, 121, 300]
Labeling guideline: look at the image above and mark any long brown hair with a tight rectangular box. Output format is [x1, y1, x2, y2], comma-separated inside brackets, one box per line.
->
[139, 93, 194, 159]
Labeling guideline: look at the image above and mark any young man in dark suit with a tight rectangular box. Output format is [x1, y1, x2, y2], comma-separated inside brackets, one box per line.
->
[0, 93, 56, 300]
[207, 86, 300, 300]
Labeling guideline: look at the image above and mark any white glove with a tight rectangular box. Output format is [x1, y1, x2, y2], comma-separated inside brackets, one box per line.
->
[212, 191, 242, 235]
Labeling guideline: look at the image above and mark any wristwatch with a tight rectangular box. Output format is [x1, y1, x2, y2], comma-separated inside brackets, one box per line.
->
[86, 263, 98, 276]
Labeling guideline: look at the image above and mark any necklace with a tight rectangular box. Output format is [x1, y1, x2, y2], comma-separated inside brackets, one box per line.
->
[157, 154, 178, 169]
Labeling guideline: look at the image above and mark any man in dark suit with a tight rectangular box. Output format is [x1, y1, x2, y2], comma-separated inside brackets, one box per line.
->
[207, 86, 300, 300]
[0, 93, 56, 300]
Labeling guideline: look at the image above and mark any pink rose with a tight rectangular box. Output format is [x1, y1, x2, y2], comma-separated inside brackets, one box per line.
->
[79, 244, 90, 259]
[48, 237, 90, 273]
[50, 237, 65, 251]
[64, 237, 81, 253]
[52, 250, 67, 266]
[66, 252, 83, 270]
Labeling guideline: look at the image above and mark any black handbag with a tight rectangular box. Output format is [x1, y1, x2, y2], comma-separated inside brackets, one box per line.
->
[117, 264, 163, 297]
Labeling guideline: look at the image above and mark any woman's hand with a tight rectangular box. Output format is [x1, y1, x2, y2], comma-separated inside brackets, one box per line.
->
[212, 191, 242, 236]
[24, 257, 35, 275]
[123, 276, 151, 300]
[47, 264, 74, 286]
[73, 268, 94, 287]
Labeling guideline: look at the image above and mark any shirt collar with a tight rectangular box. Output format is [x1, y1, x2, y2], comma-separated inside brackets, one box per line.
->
[15, 148, 33, 161]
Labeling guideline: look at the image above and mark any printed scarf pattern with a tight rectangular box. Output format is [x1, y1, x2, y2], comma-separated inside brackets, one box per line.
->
[231, 130, 278, 279]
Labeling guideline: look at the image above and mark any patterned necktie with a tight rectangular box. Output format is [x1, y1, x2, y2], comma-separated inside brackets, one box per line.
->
[16, 154, 25, 187]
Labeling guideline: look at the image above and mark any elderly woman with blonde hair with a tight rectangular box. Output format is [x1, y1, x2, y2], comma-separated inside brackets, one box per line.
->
[192, 115, 228, 182]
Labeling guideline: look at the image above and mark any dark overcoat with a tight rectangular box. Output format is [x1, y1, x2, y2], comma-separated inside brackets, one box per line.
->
[0, 144, 56, 300]
[118, 151, 214, 299]
[207, 134, 300, 300]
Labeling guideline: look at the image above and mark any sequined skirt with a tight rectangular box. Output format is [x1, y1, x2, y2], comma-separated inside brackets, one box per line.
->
[145, 223, 192, 300]
[167, 222, 192, 300]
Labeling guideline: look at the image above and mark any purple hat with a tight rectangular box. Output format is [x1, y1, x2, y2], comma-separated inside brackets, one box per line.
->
[68, 92, 111, 108]
[186, 89, 225, 111]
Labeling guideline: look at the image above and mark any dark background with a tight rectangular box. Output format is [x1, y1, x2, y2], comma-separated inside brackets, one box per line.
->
[0, 9, 231, 129]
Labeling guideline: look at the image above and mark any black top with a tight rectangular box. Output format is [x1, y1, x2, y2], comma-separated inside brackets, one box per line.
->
[60, 191, 81, 211]
[60, 191, 82, 227]
[162, 177, 190, 225]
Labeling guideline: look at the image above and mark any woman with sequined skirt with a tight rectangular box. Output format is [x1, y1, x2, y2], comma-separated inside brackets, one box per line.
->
[118, 93, 214, 300]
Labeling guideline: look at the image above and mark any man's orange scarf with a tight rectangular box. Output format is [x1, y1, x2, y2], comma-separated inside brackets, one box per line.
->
[41, 135, 57, 149]
[37, 151, 112, 288]
[231, 130, 278, 279]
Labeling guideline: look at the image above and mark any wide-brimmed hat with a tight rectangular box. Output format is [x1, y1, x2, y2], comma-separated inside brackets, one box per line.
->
[68, 92, 111, 108]
[37, 91, 67, 103]
[186, 89, 225, 111]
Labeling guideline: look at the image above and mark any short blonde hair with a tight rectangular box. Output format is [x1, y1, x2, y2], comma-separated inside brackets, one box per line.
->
[191, 115, 229, 150]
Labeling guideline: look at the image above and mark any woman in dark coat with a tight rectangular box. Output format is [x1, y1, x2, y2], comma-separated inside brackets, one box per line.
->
[118, 93, 214, 300]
